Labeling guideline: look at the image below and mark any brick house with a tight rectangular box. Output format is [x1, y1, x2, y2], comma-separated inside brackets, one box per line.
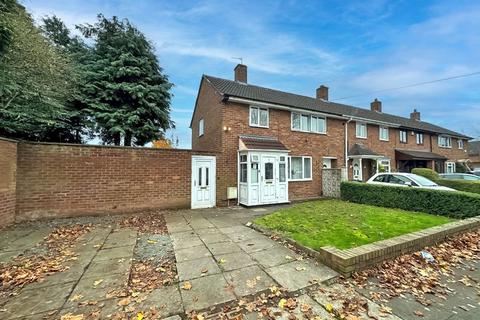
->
[468, 141, 480, 170]
[190, 64, 471, 207]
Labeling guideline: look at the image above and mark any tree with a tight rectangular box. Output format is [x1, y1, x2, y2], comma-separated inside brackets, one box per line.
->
[40, 15, 94, 143]
[78, 15, 174, 146]
[0, 1, 75, 141]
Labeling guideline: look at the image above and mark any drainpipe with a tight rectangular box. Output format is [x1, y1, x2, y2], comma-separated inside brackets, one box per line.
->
[344, 118, 353, 178]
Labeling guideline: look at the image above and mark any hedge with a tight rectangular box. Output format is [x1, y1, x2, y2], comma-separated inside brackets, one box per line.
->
[412, 168, 480, 195]
[341, 181, 480, 219]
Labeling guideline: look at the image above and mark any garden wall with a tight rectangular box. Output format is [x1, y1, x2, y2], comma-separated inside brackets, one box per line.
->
[0, 138, 17, 227]
[15, 141, 216, 221]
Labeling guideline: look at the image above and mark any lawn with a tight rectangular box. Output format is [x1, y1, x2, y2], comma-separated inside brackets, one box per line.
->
[254, 199, 454, 250]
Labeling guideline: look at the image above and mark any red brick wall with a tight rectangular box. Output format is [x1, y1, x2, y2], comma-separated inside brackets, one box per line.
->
[0, 138, 17, 227]
[15, 142, 215, 221]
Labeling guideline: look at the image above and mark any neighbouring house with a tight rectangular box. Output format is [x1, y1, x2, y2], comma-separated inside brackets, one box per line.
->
[468, 141, 480, 170]
[190, 64, 471, 207]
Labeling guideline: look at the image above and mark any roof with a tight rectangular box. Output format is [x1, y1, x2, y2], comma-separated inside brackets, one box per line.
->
[203, 75, 470, 139]
[469, 141, 480, 156]
[395, 149, 447, 161]
[348, 143, 380, 157]
[239, 135, 288, 151]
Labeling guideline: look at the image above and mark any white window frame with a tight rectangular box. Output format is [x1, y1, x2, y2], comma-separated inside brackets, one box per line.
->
[438, 135, 452, 148]
[416, 132, 424, 145]
[379, 126, 389, 141]
[376, 159, 391, 173]
[249, 106, 269, 128]
[356, 122, 367, 139]
[399, 130, 407, 143]
[198, 118, 204, 137]
[445, 161, 456, 173]
[287, 156, 312, 181]
[291, 112, 326, 134]
[457, 139, 464, 149]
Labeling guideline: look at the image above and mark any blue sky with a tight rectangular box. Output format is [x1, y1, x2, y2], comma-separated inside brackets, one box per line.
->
[24, 0, 480, 148]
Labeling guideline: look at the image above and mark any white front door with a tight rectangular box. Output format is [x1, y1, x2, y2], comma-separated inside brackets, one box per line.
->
[261, 155, 277, 203]
[191, 156, 216, 209]
[352, 158, 362, 181]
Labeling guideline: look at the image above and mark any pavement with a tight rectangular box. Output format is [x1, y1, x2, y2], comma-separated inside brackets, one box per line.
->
[0, 205, 478, 319]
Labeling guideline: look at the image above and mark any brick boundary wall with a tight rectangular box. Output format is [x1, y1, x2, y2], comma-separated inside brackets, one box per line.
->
[0, 138, 18, 228]
[251, 217, 480, 277]
[15, 141, 217, 221]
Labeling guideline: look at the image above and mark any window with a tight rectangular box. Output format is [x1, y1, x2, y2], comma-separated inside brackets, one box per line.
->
[240, 155, 247, 183]
[416, 133, 424, 145]
[438, 135, 452, 148]
[399, 130, 407, 143]
[379, 126, 389, 141]
[279, 157, 286, 182]
[377, 159, 391, 173]
[249, 106, 269, 128]
[445, 161, 456, 173]
[291, 112, 326, 134]
[458, 139, 464, 149]
[264, 162, 274, 180]
[250, 161, 259, 184]
[356, 122, 367, 138]
[198, 118, 204, 136]
[288, 156, 312, 181]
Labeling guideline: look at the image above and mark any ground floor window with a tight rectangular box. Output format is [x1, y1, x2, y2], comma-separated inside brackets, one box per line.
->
[288, 156, 312, 181]
[377, 159, 391, 173]
[240, 155, 247, 182]
[445, 161, 456, 173]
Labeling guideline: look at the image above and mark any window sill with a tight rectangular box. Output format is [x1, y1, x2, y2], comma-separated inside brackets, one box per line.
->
[438, 146, 452, 149]
[380, 139, 389, 142]
[288, 179, 313, 182]
[356, 136, 368, 139]
[291, 129, 327, 135]
[249, 124, 269, 129]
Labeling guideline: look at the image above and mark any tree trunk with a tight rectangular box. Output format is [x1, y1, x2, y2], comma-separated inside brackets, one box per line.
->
[124, 132, 132, 146]
[113, 133, 121, 146]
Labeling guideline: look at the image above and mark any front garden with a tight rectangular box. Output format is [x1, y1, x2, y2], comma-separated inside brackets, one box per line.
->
[254, 199, 453, 250]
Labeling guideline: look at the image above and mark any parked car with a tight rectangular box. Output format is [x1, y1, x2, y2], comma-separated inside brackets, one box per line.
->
[367, 173, 456, 191]
[468, 170, 480, 177]
[439, 173, 480, 181]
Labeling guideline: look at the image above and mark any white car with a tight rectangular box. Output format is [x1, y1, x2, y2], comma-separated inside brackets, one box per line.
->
[366, 172, 456, 191]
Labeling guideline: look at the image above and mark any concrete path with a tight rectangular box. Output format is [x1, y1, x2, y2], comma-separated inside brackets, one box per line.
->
[165, 207, 339, 313]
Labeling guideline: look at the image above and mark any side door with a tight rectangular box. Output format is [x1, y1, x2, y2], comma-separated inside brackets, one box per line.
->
[191, 156, 216, 209]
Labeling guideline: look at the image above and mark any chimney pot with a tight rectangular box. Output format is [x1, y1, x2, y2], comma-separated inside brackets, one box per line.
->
[370, 98, 382, 112]
[316, 85, 329, 101]
[234, 64, 247, 83]
[410, 108, 421, 121]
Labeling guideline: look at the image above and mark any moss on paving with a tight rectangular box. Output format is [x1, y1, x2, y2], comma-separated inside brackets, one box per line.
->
[254, 199, 453, 250]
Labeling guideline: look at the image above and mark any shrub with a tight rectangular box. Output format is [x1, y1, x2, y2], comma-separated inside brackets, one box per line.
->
[341, 181, 480, 219]
[412, 168, 480, 195]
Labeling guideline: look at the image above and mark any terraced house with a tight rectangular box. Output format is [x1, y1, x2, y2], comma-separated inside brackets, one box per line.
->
[190, 64, 471, 207]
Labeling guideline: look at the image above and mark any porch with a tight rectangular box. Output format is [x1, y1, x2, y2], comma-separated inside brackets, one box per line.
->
[395, 149, 447, 173]
[348, 143, 390, 182]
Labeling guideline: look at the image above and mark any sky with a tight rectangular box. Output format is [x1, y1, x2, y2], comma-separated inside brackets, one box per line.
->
[23, 0, 480, 148]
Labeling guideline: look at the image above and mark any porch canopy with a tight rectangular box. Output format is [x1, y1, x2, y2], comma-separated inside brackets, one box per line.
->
[348, 143, 384, 159]
[239, 135, 289, 151]
[395, 149, 446, 161]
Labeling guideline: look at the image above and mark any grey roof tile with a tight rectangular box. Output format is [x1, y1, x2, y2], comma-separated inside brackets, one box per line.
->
[204, 75, 470, 139]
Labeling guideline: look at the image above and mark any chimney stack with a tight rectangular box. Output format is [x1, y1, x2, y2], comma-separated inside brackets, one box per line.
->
[370, 98, 382, 112]
[316, 85, 329, 101]
[234, 64, 247, 83]
[410, 109, 421, 121]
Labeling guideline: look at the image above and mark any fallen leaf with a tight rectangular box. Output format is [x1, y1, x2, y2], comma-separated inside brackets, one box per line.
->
[117, 298, 131, 306]
[61, 313, 84, 320]
[69, 294, 83, 302]
[285, 255, 293, 260]
[93, 279, 103, 286]
[218, 258, 226, 264]
[137, 312, 144, 320]
[414, 310, 425, 317]
[201, 268, 208, 274]
[295, 266, 306, 271]
[278, 298, 287, 309]
[147, 240, 157, 244]
[182, 281, 192, 290]
[325, 303, 334, 313]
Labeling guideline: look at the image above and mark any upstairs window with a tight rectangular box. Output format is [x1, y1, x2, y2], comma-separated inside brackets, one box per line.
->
[399, 130, 407, 143]
[458, 139, 464, 149]
[198, 118, 204, 136]
[250, 106, 269, 128]
[379, 126, 389, 141]
[416, 133, 424, 145]
[438, 135, 452, 148]
[291, 112, 326, 134]
[356, 122, 367, 139]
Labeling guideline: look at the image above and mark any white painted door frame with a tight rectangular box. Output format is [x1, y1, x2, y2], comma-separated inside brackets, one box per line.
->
[191, 155, 216, 209]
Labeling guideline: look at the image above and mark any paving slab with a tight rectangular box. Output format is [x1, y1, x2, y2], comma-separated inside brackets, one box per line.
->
[136, 285, 184, 318]
[82, 257, 132, 278]
[2, 228, 51, 251]
[1, 281, 75, 319]
[0, 250, 22, 263]
[167, 222, 194, 233]
[172, 236, 204, 250]
[207, 241, 242, 256]
[176, 256, 221, 280]
[169, 230, 198, 242]
[66, 273, 129, 308]
[24, 264, 86, 290]
[162, 315, 182, 320]
[77, 227, 111, 245]
[0, 230, 32, 248]
[250, 245, 301, 268]
[188, 218, 216, 230]
[224, 265, 277, 297]
[208, 217, 239, 228]
[266, 260, 338, 291]
[95, 245, 134, 261]
[198, 232, 231, 244]
[237, 236, 276, 253]
[219, 225, 255, 235]
[175, 245, 211, 262]
[102, 229, 137, 249]
[180, 273, 236, 311]
[215, 251, 257, 271]
[59, 297, 125, 319]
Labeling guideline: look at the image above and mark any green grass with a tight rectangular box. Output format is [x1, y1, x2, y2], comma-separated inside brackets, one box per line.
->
[254, 199, 454, 250]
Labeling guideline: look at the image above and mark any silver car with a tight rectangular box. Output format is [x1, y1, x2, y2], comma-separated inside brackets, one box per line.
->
[367, 173, 456, 191]
[439, 173, 480, 181]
